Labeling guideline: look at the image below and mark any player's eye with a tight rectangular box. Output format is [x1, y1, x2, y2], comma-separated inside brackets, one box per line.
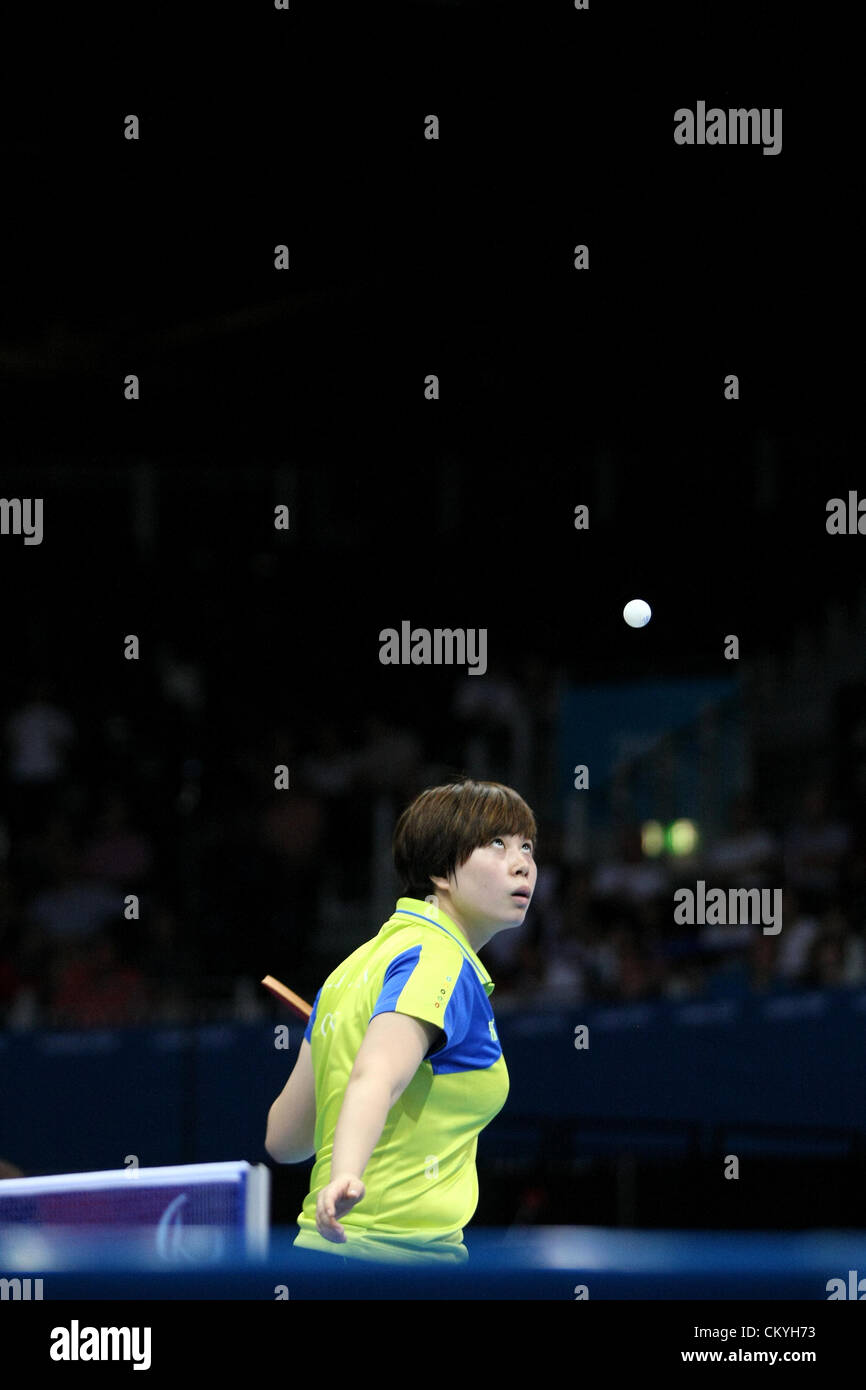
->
[491, 836, 534, 852]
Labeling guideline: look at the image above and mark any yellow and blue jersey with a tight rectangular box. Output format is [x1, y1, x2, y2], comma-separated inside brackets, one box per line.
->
[293, 897, 509, 1264]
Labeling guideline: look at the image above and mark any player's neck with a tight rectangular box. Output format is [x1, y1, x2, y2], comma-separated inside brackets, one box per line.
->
[425, 894, 493, 954]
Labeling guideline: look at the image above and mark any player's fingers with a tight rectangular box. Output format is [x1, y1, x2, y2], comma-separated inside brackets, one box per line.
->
[315, 1179, 359, 1240]
[319, 1212, 345, 1240]
[316, 1207, 341, 1240]
[316, 1188, 346, 1236]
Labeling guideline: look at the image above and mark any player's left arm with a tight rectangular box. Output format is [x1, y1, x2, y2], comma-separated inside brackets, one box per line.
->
[265, 1038, 317, 1163]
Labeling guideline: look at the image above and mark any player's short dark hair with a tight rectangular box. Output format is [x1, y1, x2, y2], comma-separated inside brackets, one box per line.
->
[392, 777, 538, 902]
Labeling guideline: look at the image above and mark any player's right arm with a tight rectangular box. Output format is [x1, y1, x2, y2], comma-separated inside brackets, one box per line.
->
[316, 1011, 443, 1242]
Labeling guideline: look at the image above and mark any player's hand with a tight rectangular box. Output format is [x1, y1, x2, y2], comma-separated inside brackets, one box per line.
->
[316, 1173, 366, 1242]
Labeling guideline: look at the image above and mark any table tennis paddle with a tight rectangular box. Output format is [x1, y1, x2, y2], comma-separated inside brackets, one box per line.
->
[261, 974, 313, 1021]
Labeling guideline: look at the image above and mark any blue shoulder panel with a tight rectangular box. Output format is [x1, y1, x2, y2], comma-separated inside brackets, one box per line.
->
[369, 945, 423, 1020]
[431, 958, 501, 1074]
[303, 986, 323, 1044]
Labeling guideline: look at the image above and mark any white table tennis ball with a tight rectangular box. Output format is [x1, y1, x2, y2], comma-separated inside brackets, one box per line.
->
[623, 598, 652, 628]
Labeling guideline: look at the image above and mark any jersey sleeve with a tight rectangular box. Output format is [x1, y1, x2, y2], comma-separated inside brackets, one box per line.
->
[370, 942, 469, 1047]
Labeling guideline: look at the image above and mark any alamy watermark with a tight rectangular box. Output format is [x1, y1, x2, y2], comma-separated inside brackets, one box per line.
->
[0, 498, 43, 545]
[673, 881, 782, 935]
[50, 1321, 151, 1369]
[827, 1271, 866, 1299]
[379, 623, 487, 675]
[826, 493, 866, 534]
[1, 1276, 43, 1300]
[674, 103, 782, 156]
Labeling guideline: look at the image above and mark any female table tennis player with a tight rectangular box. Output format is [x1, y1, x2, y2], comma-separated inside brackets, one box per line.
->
[265, 778, 537, 1265]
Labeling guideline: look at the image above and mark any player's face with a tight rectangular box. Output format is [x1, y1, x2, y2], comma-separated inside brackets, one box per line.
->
[435, 832, 537, 937]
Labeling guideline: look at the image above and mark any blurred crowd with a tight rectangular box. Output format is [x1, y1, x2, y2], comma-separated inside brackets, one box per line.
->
[490, 785, 866, 1009]
[1, 664, 865, 1031]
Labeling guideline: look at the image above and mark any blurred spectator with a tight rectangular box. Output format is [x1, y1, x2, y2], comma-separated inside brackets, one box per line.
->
[11, 810, 78, 894]
[156, 644, 205, 716]
[663, 958, 708, 1000]
[747, 931, 782, 993]
[259, 780, 325, 866]
[591, 824, 669, 908]
[2, 677, 76, 834]
[839, 839, 866, 930]
[3, 677, 76, 786]
[703, 795, 780, 889]
[803, 909, 866, 988]
[317, 716, 423, 903]
[521, 657, 562, 810]
[0, 898, 22, 1018]
[452, 662, 528, 787]
[775, 887, 820, 982]
[704, 928, 783, 998]
[697, 916, 753, 955]
[526, 845, 589, 1003]
[301, 720, 356, 798]
[0, 868, 24, 1019]
[301, 721, 359, 898]
[49, 926, 150, 1027]
[258, 762, 326, 977]
[135, 900, 196, 1022]
[784, 782, 851, 912]
[581, 916, 626, 996]
[608, 922, 664, 1001]
[0, 1159, 25, 1179]
[27, 862, 121, 945]
[81, 789, 154, 885]
[352, 716, 423, 800]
